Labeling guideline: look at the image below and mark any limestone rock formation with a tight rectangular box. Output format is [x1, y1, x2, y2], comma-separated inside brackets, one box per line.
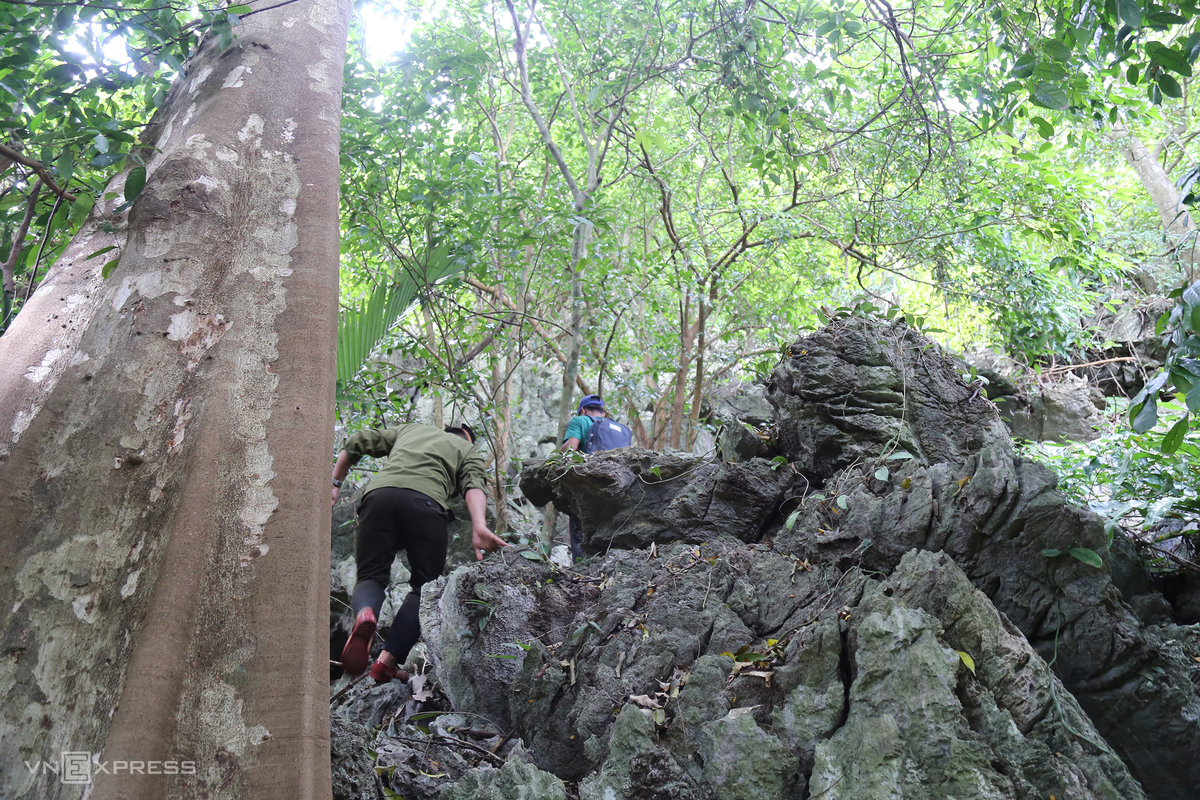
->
[991, 373, 1105, 443]
[333, 316, 1200, 800]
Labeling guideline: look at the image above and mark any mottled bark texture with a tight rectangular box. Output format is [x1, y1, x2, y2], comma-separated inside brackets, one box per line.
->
[0, 2, 350, 798]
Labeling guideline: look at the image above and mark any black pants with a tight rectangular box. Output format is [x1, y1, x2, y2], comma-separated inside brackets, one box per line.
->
[568, 514, 584, 561]
[350, 487, 452, 662]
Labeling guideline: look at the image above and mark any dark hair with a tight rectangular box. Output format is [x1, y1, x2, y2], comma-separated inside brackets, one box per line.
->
[445, 424, 476, 444]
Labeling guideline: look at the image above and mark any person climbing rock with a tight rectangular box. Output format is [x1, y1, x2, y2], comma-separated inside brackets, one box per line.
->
[331, 422, 508, 682]
[560, 395, 632, 559]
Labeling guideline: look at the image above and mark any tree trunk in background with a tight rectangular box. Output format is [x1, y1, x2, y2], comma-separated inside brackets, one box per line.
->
[0, 2, 349, 798]
[667, 293, 692, 449]
[1111, 125, 1198, 278]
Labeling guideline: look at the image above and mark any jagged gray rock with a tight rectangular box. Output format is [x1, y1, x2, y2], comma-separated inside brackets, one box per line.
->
[412, 538, 1145, 799]
[331, 715, 378, 800]
[337, 315, 1199, 800]
[766, 316, 1012, 479]
[715, 419, 773, 463]
[440, 745, 568, 800]
[519, 449, 793, 553]
[774, 440, 1200, 799]
[993, 373, 1104, 443]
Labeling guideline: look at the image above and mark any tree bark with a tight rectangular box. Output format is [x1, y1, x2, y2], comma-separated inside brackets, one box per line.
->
[0, 2, 350, 798]
[1110, 124, 1197, 277]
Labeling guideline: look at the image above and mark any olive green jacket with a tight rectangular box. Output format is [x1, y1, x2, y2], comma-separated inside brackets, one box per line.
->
[343, 423, 486, 509]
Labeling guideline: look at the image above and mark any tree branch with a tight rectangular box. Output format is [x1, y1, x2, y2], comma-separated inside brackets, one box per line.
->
[0, 144, 77, 203]
[2, 180, 42, 296]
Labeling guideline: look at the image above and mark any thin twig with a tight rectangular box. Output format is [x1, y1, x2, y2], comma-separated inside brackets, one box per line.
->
[23, 191, 65, 305]
[1040, 356, 1139, 376]
[388, 734, 505, 766]
[2, 179, 42, 297]
[329, 670, 370, 704]
[1147, 544, 1200, 574]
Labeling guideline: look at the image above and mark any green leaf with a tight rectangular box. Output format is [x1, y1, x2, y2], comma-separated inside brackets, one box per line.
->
[836, 495, 848, 510]
[1031, 81, 1069, 110]
[1119, 0, 1142, 28]
[955, 650, 976, 675]
[785, 507, 802, 531]
[1031, 116, 1054, 139]
[874, 466, 889, 481]
[1184, 283, 1200, 307]
[1010, 53, 1036, 79]
[85, 245, 117, 260]
[55, 148, 75, 185]
[1187, 381, 1200, 414]
[1162, 415, 1189, 454]
[1131, 397, 1158, 432]
[91, 152, 124, 169]
[1043, 41, 1073, 62]
[1041, 548, 1064, 557]
[93, 133, 109, 154]
[519, 550, 544, 562]
[1147, 10, 1186, 25]
[101, 258, 120, 279]
[123, 165, 146, 202]
[68, 193, 94, 226]
[1158, 73, 1183, 98]
[1067, 547, 1104, 569]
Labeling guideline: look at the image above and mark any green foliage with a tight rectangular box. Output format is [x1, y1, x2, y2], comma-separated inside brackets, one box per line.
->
[1021, 404, 1200, 564]
[986, 0, 1200, 121]
[1041, 546, 1105, 569]
[336, 244, 466, 387]
[0, 0, 252, 325]
[1128, 280, 1200, 442]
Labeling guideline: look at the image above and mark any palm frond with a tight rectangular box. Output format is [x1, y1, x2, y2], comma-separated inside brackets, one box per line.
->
[337, 243, 463, 386]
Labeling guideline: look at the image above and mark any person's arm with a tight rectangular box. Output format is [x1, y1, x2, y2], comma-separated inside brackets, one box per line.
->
[560, 415, 587, 451]
[464, 487, 508, 561]
[331, 450, 360, 507]
[332, 428, 400, 506]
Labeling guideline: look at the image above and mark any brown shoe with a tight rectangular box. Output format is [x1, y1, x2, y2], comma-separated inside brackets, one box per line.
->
[340, 608, 376, 676]
[369, 660, 409, 683]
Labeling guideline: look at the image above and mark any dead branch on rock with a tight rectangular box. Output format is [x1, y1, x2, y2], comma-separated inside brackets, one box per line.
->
[389, 734, 506, 766]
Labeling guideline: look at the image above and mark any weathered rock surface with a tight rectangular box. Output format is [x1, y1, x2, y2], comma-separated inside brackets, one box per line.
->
[332, 316, 1199, 800]
[992, 373, 1104, 443]
[410, 542, 1146, 799]
[766, 316, 1013, 480]
[520, 448, 793, 553]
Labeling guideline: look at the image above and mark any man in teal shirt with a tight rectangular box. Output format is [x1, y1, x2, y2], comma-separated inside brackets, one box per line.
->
[561, 395, 607, 559]
[331, 423, 508, 681]
[562, 394, 606, 452]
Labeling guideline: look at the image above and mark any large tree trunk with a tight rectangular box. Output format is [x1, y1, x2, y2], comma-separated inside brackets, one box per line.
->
[0, 2, 350, 798]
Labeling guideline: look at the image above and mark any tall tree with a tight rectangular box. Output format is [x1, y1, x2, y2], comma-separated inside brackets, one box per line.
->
[0, 1, 350, 797]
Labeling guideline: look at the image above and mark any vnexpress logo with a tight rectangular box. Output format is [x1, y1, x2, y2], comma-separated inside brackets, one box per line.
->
[25, 752, 197, 784]
[23, 752, 92, 784]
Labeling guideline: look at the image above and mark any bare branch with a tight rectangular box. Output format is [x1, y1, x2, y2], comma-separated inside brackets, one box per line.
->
[0, 144, 77, 204]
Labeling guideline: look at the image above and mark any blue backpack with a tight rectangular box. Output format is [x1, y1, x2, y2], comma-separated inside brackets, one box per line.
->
[582, 416, 633, 454]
